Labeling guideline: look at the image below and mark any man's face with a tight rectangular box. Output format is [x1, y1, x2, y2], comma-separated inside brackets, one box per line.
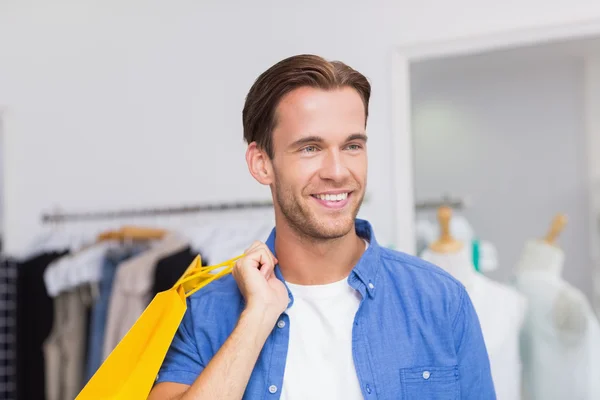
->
[269, 86, 368, 240]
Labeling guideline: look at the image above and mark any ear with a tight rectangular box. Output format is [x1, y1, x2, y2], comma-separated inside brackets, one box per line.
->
[246, 142, 273, 185]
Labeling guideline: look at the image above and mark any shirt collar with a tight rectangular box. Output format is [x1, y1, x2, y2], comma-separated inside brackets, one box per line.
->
[265, 218, 381, 308]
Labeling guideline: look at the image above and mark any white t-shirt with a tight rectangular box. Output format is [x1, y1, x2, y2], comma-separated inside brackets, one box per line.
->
[280, 241, 367, 400]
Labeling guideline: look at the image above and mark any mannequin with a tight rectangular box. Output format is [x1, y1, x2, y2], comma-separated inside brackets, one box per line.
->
[415, 211, 499, 272]
[421, 206, 527, 400]
[515, 214, 600, 400]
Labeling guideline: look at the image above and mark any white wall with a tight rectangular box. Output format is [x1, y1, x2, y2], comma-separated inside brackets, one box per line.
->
[411, 56, 594, 298]
[1, 1, 600, 257]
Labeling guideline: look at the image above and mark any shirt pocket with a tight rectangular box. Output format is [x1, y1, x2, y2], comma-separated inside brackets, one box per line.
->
[400, 365, 459, 400]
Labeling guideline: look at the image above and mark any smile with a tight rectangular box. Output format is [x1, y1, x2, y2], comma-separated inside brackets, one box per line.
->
[310, 192, 352, 209]
[312, 193, 348, 202]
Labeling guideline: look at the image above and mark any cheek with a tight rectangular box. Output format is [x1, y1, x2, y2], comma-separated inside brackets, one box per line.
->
[347, 155, 368, 179]
[282, 157, 322, 186]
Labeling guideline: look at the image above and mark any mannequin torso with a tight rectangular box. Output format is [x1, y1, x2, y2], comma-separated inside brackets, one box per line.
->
[515, 239, 599, 400]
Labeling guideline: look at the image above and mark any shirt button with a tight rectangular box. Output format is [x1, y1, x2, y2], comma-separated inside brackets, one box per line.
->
[366, 384, 372, 394]
[269, 385, 278, 394]
[368, 282, 375, 290]
[277, 320, 286, 329]
[423, 370, 431, 380]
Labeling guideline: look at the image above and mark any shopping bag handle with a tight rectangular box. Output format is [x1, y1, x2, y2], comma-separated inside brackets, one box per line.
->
[174, 255, 243, 298]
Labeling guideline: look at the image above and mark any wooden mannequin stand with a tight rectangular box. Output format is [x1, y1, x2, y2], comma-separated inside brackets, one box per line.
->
[429, 206, 463, 253]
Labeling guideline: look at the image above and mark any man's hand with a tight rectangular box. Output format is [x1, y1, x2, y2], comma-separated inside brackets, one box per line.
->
[233, 241, 289, 317]
[149, 241, 289, 400]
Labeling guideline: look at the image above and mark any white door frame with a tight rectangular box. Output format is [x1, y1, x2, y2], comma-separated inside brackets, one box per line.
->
[391, 18, 600, 255]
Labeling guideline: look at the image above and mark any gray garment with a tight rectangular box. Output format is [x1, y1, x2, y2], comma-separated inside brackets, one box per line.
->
[102, 234, 189, 359]
[44, 285, 92, 400]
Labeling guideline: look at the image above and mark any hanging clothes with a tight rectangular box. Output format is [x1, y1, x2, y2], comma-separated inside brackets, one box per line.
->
[515, 239, 600, 400]
[85, 244, 148, 382]
[16, 250, 69, 400]
[43, 285, 93, 400]
[421, 246, 527, 400]
[41, 241, 128, 400]
[151, 246, 206, 299]
[0, 257, 18, 400]
[13, 214, 268, 400]
[102, 233, 189, 359]
[43, 241, 118, 299]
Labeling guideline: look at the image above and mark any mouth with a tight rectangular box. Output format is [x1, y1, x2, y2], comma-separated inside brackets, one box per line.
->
[310, 191, 352, 209]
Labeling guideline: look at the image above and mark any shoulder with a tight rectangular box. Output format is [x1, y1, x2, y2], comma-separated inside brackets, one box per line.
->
[376, 247, 468, 319]
[379, 247, 466, 294]
[185, 274, 244, 326]
[187, 273, 243, 305]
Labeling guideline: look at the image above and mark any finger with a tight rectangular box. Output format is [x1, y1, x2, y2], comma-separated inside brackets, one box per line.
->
[258, 244, 278, 275]
[240, 246, 269, 271]
[231, 261, 240, 282]
[258, 243, 278, 267]
[244, 241, 278, 266]
[260, 249, 276, 278]
[247, 243, 277, 266]
[247, 247, 276, 278]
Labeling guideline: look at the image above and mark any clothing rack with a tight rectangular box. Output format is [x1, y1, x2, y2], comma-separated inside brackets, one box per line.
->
[415, 195, 466, 211]
[40, 200, 274, 224]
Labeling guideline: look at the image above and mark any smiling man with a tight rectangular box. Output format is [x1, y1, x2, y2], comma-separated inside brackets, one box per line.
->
[149, 55, 496, 399]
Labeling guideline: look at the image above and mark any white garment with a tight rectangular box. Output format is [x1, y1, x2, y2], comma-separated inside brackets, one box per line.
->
[280, 279, 363, 400]
[179, 215, 275, 264]
[280, 240, 368, 400]
[44, 241, 119, 297]
[515, 240, 600, 400]
[421, 247, 527, 400]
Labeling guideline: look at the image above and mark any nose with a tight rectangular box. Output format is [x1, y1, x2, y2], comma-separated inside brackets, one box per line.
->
[319, 149, 350, 182]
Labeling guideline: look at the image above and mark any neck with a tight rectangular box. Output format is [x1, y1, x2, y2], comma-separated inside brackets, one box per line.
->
[274, 220, 365, 285]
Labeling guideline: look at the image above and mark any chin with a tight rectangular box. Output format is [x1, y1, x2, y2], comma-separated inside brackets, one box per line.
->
[275, 188, 362, 240]
[303, 214, 356, 240]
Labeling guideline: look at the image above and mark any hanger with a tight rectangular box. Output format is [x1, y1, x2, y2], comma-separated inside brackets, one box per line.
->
[429, 206, 464, 253]
[97, 225, 167, 243]
[543, 213, 568, 246]
[45, 225, 167, 297]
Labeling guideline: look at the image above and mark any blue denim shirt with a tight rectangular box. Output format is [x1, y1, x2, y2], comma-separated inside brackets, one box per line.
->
[156, 219, 496, 399]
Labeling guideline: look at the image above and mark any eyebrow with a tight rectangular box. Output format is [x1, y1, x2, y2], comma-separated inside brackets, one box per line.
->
[289, 133, 368, 148]
[347, 133, 368, 143]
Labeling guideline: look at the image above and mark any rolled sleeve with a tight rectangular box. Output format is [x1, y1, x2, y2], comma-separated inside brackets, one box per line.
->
[155, 299, 204, 386]
[452, 288, 497, 399]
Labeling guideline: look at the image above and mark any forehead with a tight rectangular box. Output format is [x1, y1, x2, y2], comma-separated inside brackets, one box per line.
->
[272, 86, 366, 145]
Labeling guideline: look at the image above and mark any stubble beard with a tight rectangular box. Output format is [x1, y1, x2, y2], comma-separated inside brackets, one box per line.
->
[272, 173, 364, 242]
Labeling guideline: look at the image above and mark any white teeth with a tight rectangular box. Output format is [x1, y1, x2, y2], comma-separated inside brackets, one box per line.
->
[316, 193, 348, 202]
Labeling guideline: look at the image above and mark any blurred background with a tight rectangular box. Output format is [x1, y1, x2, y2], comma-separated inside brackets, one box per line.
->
[1, 1, 600, 399]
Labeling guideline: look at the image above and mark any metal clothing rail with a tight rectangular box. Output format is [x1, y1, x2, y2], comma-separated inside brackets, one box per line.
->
[41, 200, 274, 224]
[415, 195, 466, 210]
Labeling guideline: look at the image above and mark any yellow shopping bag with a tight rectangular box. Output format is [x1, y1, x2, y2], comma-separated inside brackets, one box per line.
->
[76, 254, 241, 400]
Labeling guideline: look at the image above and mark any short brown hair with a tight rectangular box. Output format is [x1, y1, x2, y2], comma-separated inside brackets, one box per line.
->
[242, 54, 371, 158]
